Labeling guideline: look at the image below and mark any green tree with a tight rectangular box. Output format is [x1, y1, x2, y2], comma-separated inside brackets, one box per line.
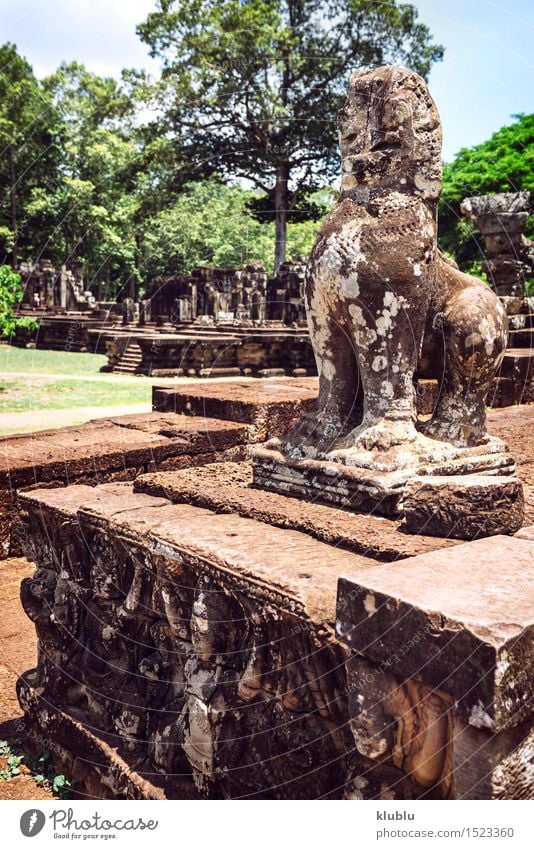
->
[439, 113, 534, 270]
[26, 62, 140, 298]
[137, 0, 443, 269]
[0, 43, 59, 267]
[0, 265, 36, 337]
[140, 178, 326, 278]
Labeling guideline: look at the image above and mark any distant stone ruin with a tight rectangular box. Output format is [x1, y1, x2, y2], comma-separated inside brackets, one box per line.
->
[148, 258, 307, 326]
[17, 259, 96, 312]
[461, 191, 534, 297]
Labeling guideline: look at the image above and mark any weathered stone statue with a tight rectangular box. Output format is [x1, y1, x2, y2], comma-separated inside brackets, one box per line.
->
[461, 191, 533, 298]
[253, 66, 520, 517]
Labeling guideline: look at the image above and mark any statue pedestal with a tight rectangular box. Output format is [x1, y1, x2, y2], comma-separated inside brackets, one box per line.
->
[252, 434, 519, 520]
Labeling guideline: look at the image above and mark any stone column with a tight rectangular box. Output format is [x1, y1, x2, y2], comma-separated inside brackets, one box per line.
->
[461, 191, 533, 298]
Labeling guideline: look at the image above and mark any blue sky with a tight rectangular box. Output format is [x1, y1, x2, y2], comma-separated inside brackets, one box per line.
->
[1, 0, 532, 161]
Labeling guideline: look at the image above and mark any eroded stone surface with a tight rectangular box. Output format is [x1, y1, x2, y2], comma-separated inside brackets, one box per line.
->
[461, 192, 534, 298]
[134, 461, 460, 561]
[16, 481, 534, 799]
[404, 474, 524, 538]
[16, 483, 374, 799]
[153, 378, 318, 441]
[337, 535, 534, 731]
[0, 413, 248, 558]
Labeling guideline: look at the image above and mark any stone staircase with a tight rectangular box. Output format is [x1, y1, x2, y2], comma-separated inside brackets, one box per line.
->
[112, 339, 143, 374]
[508, 312, 534, 349]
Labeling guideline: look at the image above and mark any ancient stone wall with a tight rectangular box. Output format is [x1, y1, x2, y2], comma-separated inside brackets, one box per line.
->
[147, 259, 305, 325]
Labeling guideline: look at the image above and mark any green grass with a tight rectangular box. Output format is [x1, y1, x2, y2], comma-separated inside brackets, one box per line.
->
[0, 344, 107, 375]
[0, 344, 151, 414]
[0, 378, 150, 412]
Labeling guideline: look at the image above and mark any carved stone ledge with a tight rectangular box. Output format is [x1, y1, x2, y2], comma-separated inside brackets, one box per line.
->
[17, 483, 358, 799]
[337, 535, 534, 732]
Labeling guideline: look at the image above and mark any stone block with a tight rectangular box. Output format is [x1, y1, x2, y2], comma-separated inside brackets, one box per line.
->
[337, 535, 534, 731]
[0, 413, 248, 559]
[415, 379, 438, 416]
[403, 474, 524, 539]
[16, 483, 375, 799]
[487, 377, 515, 408]
[449, 716, 533, 799]
[253, 436, 516, 517]
[134, 461, 460, 561]
[152, 378, 319, 441]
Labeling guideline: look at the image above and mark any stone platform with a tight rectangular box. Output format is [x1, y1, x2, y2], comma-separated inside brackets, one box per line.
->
[16, 482, 366, 800]
[15, 475, 534, 799]
[93, 324, 316, 377]
[0, 412, 249, 558]
[153, 378, 319, 441]
[337, 536, 534, 799]
[252, 433, 518, 518]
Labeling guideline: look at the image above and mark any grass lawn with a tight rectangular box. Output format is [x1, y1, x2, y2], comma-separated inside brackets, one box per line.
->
[0, 377, 151, 412]
[0, 345, 151, 415]
[0, 344, 108, 375]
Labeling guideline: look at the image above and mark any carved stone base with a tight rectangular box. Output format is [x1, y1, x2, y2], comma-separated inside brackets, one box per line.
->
[15, 479, 534, 799]
[252, 434, 517, 517]
[16, 671, 197, 800]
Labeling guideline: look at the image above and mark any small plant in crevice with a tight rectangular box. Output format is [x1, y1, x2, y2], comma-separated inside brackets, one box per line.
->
[0, 739, 74, 798]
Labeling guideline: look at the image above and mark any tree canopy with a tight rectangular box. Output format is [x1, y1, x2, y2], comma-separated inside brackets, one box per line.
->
[439, 113, 534, 270]
[137, 0, 443, 268]
[2, 8, 531, 300]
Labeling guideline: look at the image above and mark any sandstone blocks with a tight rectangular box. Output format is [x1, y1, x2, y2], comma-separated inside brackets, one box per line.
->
[404, 474, 524, 538]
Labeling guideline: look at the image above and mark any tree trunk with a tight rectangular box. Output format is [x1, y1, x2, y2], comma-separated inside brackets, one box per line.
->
[9, 146, 18, 268]
[274, 162, 289, 272]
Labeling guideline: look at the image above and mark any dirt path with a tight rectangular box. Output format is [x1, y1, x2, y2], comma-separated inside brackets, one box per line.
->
[1, 370, 179, 384]
[0, 557, 54, 799]
[1, 403, 152, 435]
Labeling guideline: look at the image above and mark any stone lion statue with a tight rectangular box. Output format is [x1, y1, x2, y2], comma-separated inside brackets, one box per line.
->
[283, 65, 508, 457]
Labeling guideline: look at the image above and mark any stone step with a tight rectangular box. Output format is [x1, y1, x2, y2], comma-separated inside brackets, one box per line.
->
[0, 413, 249, 559]
[508, 328, 534, 348]
[113, 340, 144, 374]
[509, 313, 534, 330]
[497, 350, 534, 402]
[119, 352, 143, 362]
[152, 378, 319, 441]
[499, 349, 534, 378]
[18, 481, 379, 632]
[134, 461, 461, 561]
[16, 479, 534, 800]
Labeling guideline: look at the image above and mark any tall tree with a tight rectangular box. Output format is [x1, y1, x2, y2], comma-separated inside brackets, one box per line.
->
[137, 0, 443, 269]
[0, 43, 58, 267]
[26, 63, 140, 297]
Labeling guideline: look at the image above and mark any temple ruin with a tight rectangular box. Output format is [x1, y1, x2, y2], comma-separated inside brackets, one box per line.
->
[9, 65, 533, 801]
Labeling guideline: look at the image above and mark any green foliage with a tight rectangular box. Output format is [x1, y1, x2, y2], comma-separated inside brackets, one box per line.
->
[0, 740, 23, 778]
[136, 0, 443, 264]
[0, 739, 73, 797]
[439, 114, 534, 271]
[140, 179, 326, 277]
[0, 43, 59, 265]
[0, 266, 37, 338]
[0, 4, 443, 286]
[28, 62, 140, 297]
